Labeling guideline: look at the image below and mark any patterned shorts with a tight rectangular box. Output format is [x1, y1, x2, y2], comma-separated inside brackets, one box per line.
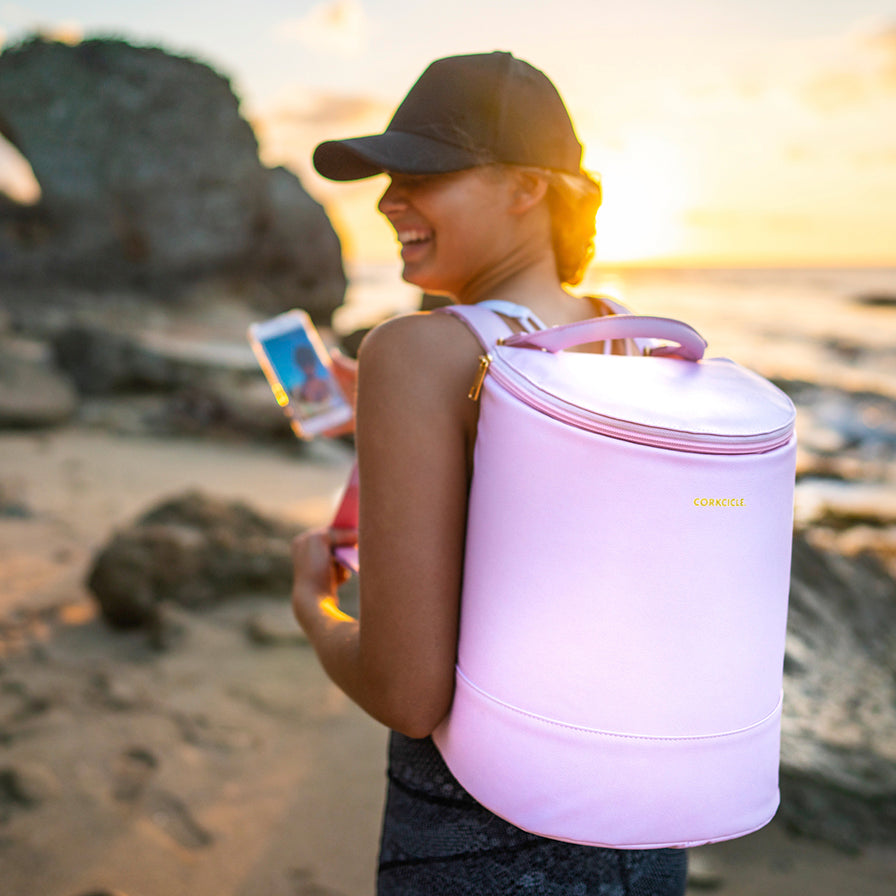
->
[377, 732, 688, 895]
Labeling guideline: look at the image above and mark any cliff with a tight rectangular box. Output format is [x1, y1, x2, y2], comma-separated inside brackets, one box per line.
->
[0, 36, 345, 324]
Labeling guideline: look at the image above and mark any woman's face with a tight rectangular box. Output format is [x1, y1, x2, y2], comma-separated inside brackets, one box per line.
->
[377, 167, 519, 299]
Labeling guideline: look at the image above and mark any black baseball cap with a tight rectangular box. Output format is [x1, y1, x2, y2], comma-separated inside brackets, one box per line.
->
[313, 51, 583, 181]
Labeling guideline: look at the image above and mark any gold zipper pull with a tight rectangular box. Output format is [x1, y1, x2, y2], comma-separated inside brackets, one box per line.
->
[468, 353, 492, 401]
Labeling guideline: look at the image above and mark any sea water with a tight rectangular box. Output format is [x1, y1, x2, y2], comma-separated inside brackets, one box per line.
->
[336, 262, 896, 533]
[336, 262, 896, 398]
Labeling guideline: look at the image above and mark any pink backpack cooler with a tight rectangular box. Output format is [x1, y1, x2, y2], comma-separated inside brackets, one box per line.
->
[432, 303, 797, 849]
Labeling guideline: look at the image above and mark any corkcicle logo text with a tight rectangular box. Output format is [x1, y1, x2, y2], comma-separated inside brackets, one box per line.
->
[693, 498, 746, 507]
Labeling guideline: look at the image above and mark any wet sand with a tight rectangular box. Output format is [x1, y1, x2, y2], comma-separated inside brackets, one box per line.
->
[1, 425, 894, 895]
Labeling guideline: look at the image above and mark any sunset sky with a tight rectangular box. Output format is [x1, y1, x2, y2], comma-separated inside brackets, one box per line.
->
[1, 0, 895, 266]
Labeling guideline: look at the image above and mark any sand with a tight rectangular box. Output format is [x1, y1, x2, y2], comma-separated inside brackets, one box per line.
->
[1, 424, 894, 896]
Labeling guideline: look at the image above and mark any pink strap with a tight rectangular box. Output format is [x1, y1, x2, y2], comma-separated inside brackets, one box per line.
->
[503, 314, 707, 362]
[438, 304, 519, 349]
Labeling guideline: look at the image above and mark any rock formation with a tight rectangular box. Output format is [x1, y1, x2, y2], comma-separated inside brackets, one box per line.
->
[0, 36, 345, 323]
[87, 491, 298, 632]
[780, 532, 896, 848]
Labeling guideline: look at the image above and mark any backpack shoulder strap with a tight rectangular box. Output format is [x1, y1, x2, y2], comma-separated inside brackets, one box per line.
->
[437, 301, 545, 350]
[437, 304, 514, 350]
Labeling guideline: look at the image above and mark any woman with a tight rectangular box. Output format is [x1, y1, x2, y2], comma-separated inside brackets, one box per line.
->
[291, 52, 688, 895]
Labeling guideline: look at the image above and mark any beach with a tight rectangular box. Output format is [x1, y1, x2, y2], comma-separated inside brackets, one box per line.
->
[1, 264, 896, 894]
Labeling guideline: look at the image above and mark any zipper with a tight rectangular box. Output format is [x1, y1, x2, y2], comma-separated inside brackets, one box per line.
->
[468, 354, 492, 401]
[474, 351, 793, 456]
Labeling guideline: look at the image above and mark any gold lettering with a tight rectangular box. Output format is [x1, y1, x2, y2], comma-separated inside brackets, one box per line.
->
[694, 497, 746, 507]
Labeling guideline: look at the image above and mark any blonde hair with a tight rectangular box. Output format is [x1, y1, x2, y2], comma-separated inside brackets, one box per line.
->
[486, 164, 602, 286]
[542, 168, 602, 286]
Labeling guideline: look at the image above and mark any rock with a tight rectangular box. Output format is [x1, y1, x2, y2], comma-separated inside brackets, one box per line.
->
[69, 891, 130, 896]
[795, 481, 896, 529]
[0, 762, 59, 808]
[0, 478, 32, 518]
[0, 338, 78, 427]
[789, 384, 896, 457]
[251, 164, 350, 321]
[87, 491, 297, 630]
[44, 316, 297, 438]
[853, 293, 896, 309]
[684, 851, 725, 890]
[111, 746, 158, 803]
[0, 36, 346, 323]
[51, 324, 184, 395]
[780, 531, 896, 848]
[50, 322, 257, 394]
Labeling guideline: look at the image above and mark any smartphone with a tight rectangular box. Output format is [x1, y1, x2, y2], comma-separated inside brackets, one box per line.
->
[331, 462, 359, 574]
[248, 309, 353, 439]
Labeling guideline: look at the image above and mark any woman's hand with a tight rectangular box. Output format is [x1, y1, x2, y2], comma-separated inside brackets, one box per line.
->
[291, 527, 357, 632]
[322, 348, 359, 438]
[285, 312, 481, 738]
[331, 348, 358, 406]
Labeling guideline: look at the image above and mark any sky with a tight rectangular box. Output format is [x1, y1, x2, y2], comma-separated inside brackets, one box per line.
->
[1, 0, 895, 267]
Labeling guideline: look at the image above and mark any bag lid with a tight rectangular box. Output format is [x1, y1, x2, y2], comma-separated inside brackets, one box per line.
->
[492, 346, 796, 454]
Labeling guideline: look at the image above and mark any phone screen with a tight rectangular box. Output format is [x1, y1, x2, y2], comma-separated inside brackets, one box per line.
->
[249, 311, 352, 438]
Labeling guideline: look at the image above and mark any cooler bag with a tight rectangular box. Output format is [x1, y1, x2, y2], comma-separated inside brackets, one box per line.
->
[432, 303, 797, 849]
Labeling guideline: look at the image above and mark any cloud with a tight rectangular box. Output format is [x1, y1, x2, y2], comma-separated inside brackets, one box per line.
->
[684, 208, 821, 233]
[864, 22, 896, 55]
[863, 22, 896, 87]
[803, 20, 896, 111]
[267, 91, 386, 128]
[274, 0, 368, 57]
[250, 86, 391, 191]
[803, 69, 869, 111]
[0, 8, 83, 47]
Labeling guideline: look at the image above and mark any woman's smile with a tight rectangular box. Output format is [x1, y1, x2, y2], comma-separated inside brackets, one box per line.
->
[396, 228, 434, 262]
[378, 168, 523, 298]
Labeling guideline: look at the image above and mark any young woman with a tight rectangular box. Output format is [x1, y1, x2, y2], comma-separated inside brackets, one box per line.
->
[291, 51, 688, 895]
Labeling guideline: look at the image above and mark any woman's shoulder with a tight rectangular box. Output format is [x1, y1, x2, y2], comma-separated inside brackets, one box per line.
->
[358, 310, 483, 382]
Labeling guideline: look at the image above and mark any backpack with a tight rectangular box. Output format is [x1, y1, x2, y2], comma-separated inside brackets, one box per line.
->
[431, 300, 797, 849]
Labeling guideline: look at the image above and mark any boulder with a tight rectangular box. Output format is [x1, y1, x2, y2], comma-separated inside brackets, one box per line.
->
[0, 337, 78, 427]
[853, 293, 896, 309]
[87, 492, 297, 631]
[0, 36, 346, 323]
[780, 531, 896, 848]
[45, 318, 294, 437]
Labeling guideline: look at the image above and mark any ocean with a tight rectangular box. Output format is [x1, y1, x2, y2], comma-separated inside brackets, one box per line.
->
[336, 263, 896, 398]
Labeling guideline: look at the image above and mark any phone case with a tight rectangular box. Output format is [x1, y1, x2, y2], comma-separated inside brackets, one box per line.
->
[332, 463, 359, 573]
[248, 310, 352, 439]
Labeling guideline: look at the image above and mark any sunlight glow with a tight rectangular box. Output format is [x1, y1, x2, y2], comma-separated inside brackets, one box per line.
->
[586, 134, 694, 263]
[0, 136, 41, 204]
[274, 0, 367, 57]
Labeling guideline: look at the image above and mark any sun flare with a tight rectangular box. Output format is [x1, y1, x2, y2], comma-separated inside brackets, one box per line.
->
[586, 134, 693, 264]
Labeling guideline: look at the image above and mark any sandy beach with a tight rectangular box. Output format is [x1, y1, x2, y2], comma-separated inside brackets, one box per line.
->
[1, 21, 894, 894]
[0, 421, 893, 896]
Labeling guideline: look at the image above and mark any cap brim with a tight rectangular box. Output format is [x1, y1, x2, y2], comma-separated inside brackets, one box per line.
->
[313, 131, 484, 182]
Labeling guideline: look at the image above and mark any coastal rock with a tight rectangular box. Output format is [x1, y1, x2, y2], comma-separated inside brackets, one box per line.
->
[87, 492, 297, 630]
[853, 293, 896, 309]
[50, 321, 259, 395]
[780, 531, 896, 848]
[0, 342, 78, 428]
[0, 36, 346, 323]
[782, 381, 896, 458]
[46, 317, 293, 437]
[51, 324, 195, 395]
[0, 762, 59, 811]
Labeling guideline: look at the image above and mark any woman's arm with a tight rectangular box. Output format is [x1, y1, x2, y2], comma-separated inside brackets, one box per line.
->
[292, 311, 481, 738]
